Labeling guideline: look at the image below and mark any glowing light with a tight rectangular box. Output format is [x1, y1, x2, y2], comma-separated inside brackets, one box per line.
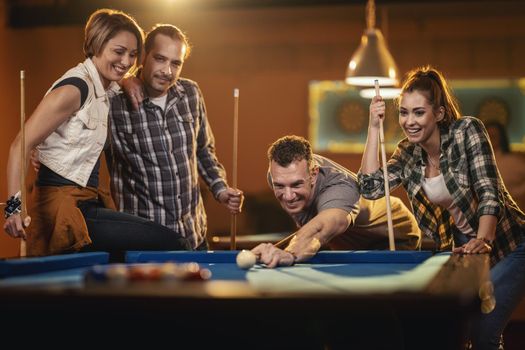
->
[359, 87, 401, 99]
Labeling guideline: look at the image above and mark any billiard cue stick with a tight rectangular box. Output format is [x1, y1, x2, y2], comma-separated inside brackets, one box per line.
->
[230, 88, 239, 251]
[375, 80, 395, 251]
[273, 232, 295, 249]
[20, 70, 27, 257]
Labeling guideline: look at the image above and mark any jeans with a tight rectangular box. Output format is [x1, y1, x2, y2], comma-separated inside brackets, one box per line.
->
[78, 199, 192, 260]
[470, 239, 525, 350]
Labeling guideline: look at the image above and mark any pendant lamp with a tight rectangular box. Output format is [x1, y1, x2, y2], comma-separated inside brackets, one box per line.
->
[345, 0, 399, 87]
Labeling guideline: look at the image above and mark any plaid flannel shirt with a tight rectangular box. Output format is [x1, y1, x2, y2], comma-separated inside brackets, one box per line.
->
[107, 78, 228, 249]
[358, 117, 524, 265]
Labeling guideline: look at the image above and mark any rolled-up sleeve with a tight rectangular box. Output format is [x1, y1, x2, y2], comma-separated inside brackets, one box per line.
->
[357, 169, 386, 199]
[358, 141, 408, 200]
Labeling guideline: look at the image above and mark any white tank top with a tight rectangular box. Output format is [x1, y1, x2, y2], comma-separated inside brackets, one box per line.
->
[421, 167, 475, 236]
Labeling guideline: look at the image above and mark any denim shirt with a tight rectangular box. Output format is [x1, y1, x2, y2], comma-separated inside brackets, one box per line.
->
[358, 117, 525, 264]
[38, 58, 117, 187]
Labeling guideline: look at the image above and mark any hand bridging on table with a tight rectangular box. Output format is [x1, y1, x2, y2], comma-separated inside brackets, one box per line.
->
[452, 238, 493, 255]
[251, 236, 321, 269]
[251, 243, 295, 268]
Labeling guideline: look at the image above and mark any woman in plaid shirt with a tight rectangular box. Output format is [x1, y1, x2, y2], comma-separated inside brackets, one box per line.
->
[359, 66, 525, 350]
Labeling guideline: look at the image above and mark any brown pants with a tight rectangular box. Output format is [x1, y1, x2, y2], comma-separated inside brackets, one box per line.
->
[26, 185, 115, 256]
[327, 196, 421, 250]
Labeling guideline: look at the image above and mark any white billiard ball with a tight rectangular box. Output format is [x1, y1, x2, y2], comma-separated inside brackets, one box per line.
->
[236, 249, 256, 270]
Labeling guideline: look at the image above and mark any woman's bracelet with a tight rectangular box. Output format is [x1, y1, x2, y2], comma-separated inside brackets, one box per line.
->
[4, 192, 22, 219]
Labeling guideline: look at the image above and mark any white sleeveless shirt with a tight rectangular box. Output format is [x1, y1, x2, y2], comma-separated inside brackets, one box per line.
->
[37, 58, 118, 187]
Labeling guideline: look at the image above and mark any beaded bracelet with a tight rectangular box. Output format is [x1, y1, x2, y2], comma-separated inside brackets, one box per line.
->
[4, 193, 22, 219]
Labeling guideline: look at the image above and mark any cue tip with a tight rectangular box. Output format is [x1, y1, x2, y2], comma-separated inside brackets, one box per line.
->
[233, 88, 239, 97]
[20, 70, 25, 79]
[374, 79, 380, 97]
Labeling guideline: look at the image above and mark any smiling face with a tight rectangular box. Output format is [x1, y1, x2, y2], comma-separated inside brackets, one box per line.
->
[141, 33, 186, 98]
[270, 159, 318, 216]
[399, 90, 444, 150]
[92, 30, 138, 88]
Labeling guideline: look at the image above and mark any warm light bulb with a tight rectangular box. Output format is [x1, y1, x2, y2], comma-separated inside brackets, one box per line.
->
[359, 87, 401, 99]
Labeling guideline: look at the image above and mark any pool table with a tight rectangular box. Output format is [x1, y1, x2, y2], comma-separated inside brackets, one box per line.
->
[0, 250, 490, 349]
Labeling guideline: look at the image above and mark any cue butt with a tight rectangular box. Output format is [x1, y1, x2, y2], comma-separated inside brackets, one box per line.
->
[20, 70, 27, 257]
[230, 88, 240, 250]
[374, 80, 395, 251]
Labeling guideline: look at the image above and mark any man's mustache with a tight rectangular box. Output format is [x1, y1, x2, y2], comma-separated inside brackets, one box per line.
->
[155, 74, 173, 81]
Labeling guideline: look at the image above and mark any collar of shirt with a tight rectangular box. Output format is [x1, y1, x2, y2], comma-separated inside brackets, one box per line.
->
[83, 58, 119, 98]
[143, 80, 187, 110]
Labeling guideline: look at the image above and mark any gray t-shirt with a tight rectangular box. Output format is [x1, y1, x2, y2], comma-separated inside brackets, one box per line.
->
[294, 155, 360, 227]
[269, 154, 421, 250]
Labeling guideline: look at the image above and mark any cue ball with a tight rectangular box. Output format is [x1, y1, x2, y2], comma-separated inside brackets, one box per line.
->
[236, 250, 256, 269]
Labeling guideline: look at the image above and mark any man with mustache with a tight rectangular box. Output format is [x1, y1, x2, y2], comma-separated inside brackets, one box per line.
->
[253, 135, 421, 267]
[107, 24, 243, 250]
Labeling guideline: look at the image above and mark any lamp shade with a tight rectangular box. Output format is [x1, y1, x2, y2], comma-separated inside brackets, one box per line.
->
[359, 87, 401, 99]
[345, 28, 399, 87]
